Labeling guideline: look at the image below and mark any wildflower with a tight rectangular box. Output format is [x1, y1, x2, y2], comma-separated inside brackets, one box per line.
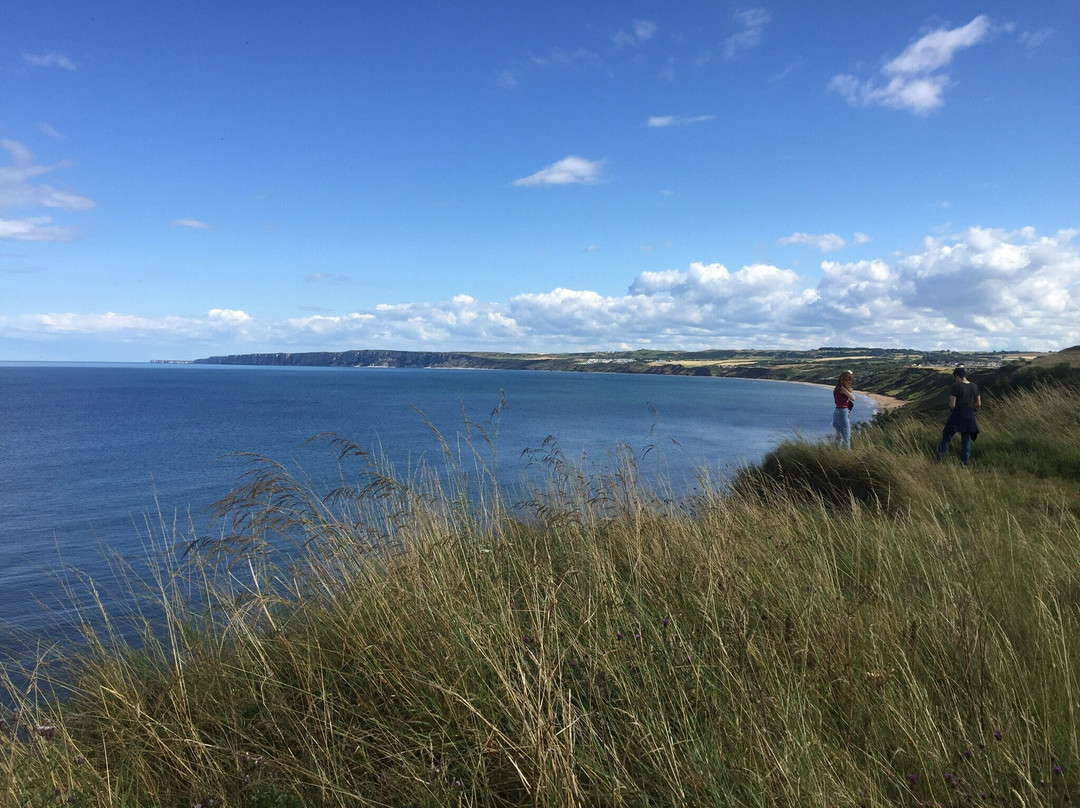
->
[944, 772, 953, 782]
[616, 632, 623, 640]
[75, 754, 85, 765]
[963, 748, 973, 759]
[523, 635, 532, 644]
[907, 773, 918, 784]
[36, 725, 58, 739]
[662, 618, 669, 627]
[993, 730, 1002, 740]
[1054, 765, 1063, 775]
[634, 632, 641, 640]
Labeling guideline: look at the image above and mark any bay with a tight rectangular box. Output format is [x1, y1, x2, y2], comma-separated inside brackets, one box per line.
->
[0, 362, 873, 674]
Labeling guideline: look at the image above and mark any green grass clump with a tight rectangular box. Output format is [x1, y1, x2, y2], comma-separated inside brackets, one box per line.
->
[3, 388, 1080, 806]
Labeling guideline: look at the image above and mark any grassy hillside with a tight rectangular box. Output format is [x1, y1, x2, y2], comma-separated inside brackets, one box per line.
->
[3, 383, 1080, 806]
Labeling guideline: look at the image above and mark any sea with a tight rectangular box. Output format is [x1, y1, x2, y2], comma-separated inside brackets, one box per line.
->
[0, 362, 874, 683]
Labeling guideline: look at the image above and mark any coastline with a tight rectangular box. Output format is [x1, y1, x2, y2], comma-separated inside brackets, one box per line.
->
[857, 389, 906, 413]
[740, 375, 907, 414]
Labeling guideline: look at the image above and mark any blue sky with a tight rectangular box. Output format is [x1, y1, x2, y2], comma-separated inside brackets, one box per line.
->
[2, 1, 1078, 361]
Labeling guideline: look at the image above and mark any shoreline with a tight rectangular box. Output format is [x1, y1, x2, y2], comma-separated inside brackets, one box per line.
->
[857, 389, 906, 413]
[740, 375, 907, 414]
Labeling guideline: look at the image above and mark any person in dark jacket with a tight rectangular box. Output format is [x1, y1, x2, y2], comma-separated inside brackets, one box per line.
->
[934, 366, 981, 466]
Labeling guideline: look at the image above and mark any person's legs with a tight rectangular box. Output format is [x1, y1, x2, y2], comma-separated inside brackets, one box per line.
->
[833, 409, 851, 449]
[960, 432, 972, 466]
[935, 423, 956, 461]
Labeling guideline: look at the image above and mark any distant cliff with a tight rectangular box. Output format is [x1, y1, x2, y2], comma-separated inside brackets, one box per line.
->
[194, 350, 496, 369]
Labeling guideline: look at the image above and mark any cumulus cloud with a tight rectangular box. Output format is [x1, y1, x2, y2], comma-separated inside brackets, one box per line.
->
[513, 156, 605, 187]
[779, 232, 847, 252]
[171, 218, 211, 229]
[24, 52, 77, 70]
[723, 8, 770, 59]
[830, 15, 992, 114]
[0, 140, 94, 241]
[4, 227, 1078, 355]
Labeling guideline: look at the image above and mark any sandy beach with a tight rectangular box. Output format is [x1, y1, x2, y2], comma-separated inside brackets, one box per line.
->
[741, 375, 907, 414]
[857, 389, 907, 413]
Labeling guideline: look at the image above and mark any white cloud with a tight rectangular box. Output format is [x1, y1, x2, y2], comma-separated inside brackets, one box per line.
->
[208, 308, 252, 325]
[780, 232, 847, 252]
[0, 141, 94, 241]
[884, 16, 992, 74]
[830, 15, 992, 115]
[513, 156, 605, 187]
[497, 47, 600, 89]
[647, 115, 715, 128]
[24, 52, 77, 70]
[1018, 28, 1054, 50]
[171, 218, 211, 229]
[614, 19, 658, 47]
[4, 227, 1078, 355]
[723, 8, 770, 59]
[0, 140, 95, 210]
[854, 232, 871, 245]
[0, 216, 78, 242]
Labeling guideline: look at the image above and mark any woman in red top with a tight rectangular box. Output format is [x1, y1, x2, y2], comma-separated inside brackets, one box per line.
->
[832, 370, 855, 448]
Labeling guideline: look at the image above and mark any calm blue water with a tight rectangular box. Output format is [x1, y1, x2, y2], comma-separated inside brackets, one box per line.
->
[0, 363, 873, 675]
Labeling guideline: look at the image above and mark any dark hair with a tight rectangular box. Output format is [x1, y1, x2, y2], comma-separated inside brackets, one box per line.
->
[953, 366, 967, 378]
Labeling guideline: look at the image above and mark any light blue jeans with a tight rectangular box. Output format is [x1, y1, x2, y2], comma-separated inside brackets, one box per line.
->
[833, 407, 851, 449]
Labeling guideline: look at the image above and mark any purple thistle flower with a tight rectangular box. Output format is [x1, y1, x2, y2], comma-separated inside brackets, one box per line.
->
[616, 632, 623, 640]
[662, 618, 669, 627]
[963, 748, 973, 759]
[1054, 765, 1063, 775]
[634, 632, 641, 640]
[944, 772, 953, 782]
[35, 725, 58, 739]
[993, 729, 1002, 740]
[907, 773, 918, 784]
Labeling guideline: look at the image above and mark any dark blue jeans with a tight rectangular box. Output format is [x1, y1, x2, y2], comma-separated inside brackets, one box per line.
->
[936, 407, 979, 465]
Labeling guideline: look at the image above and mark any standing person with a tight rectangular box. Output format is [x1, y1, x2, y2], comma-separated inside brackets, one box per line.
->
[934, 366, 981, 466]
[832, 370, 856, 449]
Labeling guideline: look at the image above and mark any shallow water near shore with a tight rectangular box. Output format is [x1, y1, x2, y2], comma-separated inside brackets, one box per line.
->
[0, 362, 874, 674]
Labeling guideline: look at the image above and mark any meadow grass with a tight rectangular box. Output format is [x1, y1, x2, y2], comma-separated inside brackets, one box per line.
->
[2, 386, 1079, 806]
